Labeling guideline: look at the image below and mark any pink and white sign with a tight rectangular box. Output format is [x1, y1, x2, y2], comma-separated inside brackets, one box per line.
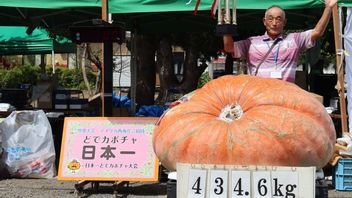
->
[57, 117, 159, 181]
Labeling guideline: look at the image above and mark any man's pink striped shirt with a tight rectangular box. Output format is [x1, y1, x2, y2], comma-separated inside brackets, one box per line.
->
[233, 30, 315, 82]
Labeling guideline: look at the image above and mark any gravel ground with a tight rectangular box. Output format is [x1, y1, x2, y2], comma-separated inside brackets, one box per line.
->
[1, 177, 352, 198]
[0, 178, 167, 198]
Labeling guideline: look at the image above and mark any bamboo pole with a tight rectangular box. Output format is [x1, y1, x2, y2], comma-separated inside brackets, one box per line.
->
[101, 0, 107, 116]
[332, 5, 348, 134]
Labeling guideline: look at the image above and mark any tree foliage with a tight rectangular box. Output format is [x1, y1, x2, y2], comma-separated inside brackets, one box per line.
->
[0, 65, 40, 88]
[0, 66, 95, 90]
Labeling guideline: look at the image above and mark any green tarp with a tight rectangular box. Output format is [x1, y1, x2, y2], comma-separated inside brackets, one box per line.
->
[0, 0, 350, 34]
[0, 0, 100, 9]
[111, 0, 321, 13]
[107, 0, 351, 34]
[0, 26, 75, 55]
[0, 0, 349, 12]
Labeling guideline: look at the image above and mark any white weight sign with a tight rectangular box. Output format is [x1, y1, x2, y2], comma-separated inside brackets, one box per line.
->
[271, 171, 299, 197]
[177, 163, 315, 198]
[231, 170, 251, 198]
[209, 170, 228, 198]
[188, 169, 207, 198]
[252, 171, 272, 198]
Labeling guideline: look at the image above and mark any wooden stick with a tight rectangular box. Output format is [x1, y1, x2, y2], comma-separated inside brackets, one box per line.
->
[332, 5, 348, 133]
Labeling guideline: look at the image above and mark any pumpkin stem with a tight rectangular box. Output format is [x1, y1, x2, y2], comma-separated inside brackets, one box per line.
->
[219, 103, 243, 122]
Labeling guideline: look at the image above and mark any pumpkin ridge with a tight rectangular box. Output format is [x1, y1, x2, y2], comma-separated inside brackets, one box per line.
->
[153, 110, 213, 158]
[244, 102, 327, 128]
[233, 75, 258, 107]
[245, 107, 332, 168]
[226, 126, 235, 151]
[178, 109, 220, 117]
[200, 84, 227, 107]
[241, 116, 300, 166]
[239, 85, 286, 111]
[228, 121, 249, 148]
[200, 75, 252, 111]
[158, 118, 220, 164]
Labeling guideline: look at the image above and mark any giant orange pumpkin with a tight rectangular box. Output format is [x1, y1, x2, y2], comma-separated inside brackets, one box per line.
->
[153, 75, 336, 171]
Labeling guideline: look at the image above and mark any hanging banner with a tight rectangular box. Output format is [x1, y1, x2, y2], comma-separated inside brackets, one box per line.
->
[57, 117, 159, 181]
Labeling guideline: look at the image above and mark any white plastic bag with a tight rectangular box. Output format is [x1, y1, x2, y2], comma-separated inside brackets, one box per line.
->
[0, 110, 56, 178]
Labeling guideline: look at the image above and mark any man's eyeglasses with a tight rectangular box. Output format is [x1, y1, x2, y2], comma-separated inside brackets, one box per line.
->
[266, 16, 284, 23]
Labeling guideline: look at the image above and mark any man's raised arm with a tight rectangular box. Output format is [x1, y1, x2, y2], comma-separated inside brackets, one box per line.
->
[311, 0, 338, 41]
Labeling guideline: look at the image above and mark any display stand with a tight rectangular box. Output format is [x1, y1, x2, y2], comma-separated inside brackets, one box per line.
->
[74, 181, 130, 197]
[70, 1, 129, 197]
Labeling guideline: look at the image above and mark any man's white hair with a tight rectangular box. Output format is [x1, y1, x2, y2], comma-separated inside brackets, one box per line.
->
[265, 5, 286, 19]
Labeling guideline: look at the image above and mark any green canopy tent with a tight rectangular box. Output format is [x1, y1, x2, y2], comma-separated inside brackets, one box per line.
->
[0, 0, 329, 34]
[0, 0, 349, 35]
[0, 26, 75, 55]
[110, 0, 351, 36]
[0, 0, 101, 28]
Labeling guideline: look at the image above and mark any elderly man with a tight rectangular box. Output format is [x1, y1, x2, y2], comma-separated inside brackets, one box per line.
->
[223, 0, 338, 82]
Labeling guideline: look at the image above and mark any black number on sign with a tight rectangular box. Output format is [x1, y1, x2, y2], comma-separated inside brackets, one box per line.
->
[192, 177, 202, 194]
[258, 179, 268, 196]
[214, 177, 224, 195]
[233, 178, 244, 195]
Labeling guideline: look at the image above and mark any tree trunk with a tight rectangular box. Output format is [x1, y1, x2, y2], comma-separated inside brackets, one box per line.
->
[178, 48, 205, 94]
[155, 36, 179, 104]
[80, 43, 93, 96]
[135, 34, 157, 105]
[155, 50, 165, 104]
[86, 44, 102, 94]
[178, 34, 207, 94]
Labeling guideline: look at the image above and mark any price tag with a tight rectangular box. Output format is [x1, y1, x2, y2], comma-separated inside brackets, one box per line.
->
[252, 171, 272, 198]
[188, 169, 207, 198]
[231, 171, 251, 198]
[271, 171, 299, 197]
[209, 170, 228, 198]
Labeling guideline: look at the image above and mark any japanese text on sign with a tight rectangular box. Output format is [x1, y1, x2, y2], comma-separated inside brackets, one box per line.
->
[57, 117, 159, 181]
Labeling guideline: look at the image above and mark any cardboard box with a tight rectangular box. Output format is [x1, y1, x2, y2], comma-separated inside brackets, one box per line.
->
[295, 71, 308, 90]
[112, 107, 130, 117]
[310, 92, 324, 104]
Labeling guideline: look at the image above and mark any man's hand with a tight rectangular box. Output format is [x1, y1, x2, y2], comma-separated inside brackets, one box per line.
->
[325, 0, 338, 9]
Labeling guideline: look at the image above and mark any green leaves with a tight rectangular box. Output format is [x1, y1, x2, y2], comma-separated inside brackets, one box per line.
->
[0, 65, 40, 88]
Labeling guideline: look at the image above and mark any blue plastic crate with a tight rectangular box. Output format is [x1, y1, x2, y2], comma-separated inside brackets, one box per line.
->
[335, 158, 352, 191]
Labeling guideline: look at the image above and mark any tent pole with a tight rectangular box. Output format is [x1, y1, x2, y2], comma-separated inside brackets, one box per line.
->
[332, 5, 348, 134]
[52, 50, 55, 74]
[130, 32, 136, 115]
[101, 0, 113, 116]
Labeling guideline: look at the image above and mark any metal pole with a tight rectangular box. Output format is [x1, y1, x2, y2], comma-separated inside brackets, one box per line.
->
[101, 0, 113, 116]
[52, 50, 55, 74]
[130, 33, 137, 115]
[225, 0, 230, 24]
[218, 0, 222, 24]
[232, 0, 237, 24]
